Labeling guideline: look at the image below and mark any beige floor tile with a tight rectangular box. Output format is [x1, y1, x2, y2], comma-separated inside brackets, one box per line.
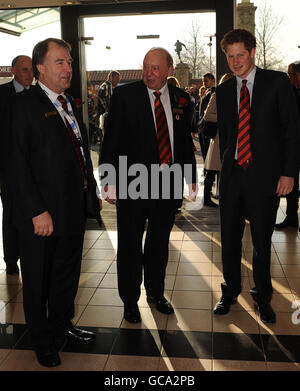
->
[169, 241, 182, 251]
[183, 232, 212, 242]
[271, 277, 292, 294]
[107, 261, 117, 273]
[270, 293, 296, 313]
[99, 273, 118, 289]
[212, 242, 222, 252]
[80, 260, 112, 273]
[104, 355, 159, 371]
[170, 231, 184, 241]
[99, 231, 118, 241]
[83, 249, 116, 261]
[172, 290, 212, 310]
[272, 232, 300, 243]
[89, 288, 123, 306]
[159, 357, 212, 371]
[212, 232, 222, 241]
[84, 230, 102, 240]
[92, 239, 118, 249]
[78, 273, 104, 288]
[277, 253, 300, 265]
[258, 312, 300, 335]
[164, 275, 176, 291]
[166, 262, 179, 275]
[267, 362, 300, 371]
[213, 311, 260, 334]
[0, 285, 22, 302]
[282, 265, 300, 277]
[181, 241, 212, 252]
[0, 350, 56, 371]
[180, 250, 212, 263]
[167, 309, 212, 331]
[0, 302, 25, 324]
[58, 352, 108, 371]
[273, 243, 300, 253]
[213, 360, 267, 371]
[168, 250, 181, 261]
[212, 252, 222, 263]
[177, 262, 212, 276]
[121, 307, 168, 330]
[75, 287, 96, 305]
[77, 305, 123, 328]
[83, 239, 97, 249]
[287, 278, 300, 294]
[174, 275, 211, 291]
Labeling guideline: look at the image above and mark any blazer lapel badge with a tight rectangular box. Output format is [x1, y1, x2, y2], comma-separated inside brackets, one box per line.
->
[45, 110, 57, 118]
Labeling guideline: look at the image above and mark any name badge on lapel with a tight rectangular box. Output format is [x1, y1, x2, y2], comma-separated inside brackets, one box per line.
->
[45, 111, 57, 118]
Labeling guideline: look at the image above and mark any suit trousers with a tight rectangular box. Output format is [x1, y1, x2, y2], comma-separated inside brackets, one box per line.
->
[116, 200, 176, 305]
[219, 162, 280, 303]
[0, 194, 19, 265]
[18, 228, 84, 349]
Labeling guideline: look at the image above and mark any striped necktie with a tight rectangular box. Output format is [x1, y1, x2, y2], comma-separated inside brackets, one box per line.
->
[154, 91, 172, 165]
[237, 80, 252, 169]
[57, 95, 88, 190]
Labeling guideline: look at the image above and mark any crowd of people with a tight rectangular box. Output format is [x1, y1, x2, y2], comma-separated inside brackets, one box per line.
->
[0, 28, 299, 368]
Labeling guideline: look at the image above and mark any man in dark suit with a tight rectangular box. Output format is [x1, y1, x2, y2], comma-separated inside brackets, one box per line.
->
[213, 30, 299, 324]
[197, 73, 216, 162]
[275, 62, 300, 230]
[100, 47, 197, 324]
[9, 38, 102, 367]
[0, 55, 33, 275]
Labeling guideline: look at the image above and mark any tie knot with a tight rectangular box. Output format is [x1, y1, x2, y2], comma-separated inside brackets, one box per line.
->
[242, 79, 247, 87]
[154, 91, 161, 99]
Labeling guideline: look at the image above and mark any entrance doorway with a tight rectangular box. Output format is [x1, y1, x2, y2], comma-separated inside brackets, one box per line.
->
[81, 11, 216, 153]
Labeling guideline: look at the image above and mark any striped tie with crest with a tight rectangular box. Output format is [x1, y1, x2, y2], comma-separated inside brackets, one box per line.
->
[237, 80, 252, 169]
[153, 91, 172, 165]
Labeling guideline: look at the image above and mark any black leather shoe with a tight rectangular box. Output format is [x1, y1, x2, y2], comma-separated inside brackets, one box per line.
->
[124, 304, 141, 323]
[35, 348, 61, 368]
[275, 218, 298, 229]
[213, 296, 237, 315]
[66, 326, 96, 344]
[6, 263, 19, 275]
[147, 296, 174, 314]
[254, 301, 276, 324]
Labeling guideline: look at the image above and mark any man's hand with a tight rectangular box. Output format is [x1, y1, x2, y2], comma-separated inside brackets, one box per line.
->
[32, 211, 53, 237]
[101, 184, 117, 205]
[188, 183, 198, 200]
[276, 176, 294, 197]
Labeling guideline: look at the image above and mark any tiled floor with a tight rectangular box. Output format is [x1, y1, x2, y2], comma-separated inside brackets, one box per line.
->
[0, 150, 299, 372]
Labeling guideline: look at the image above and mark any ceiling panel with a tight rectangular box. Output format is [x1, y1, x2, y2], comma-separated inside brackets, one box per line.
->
[0, 0, 167, 10]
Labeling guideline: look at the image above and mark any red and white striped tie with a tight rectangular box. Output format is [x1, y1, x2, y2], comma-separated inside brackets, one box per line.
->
[154, 91, 172, 165]
[237, 80, 252, 169]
